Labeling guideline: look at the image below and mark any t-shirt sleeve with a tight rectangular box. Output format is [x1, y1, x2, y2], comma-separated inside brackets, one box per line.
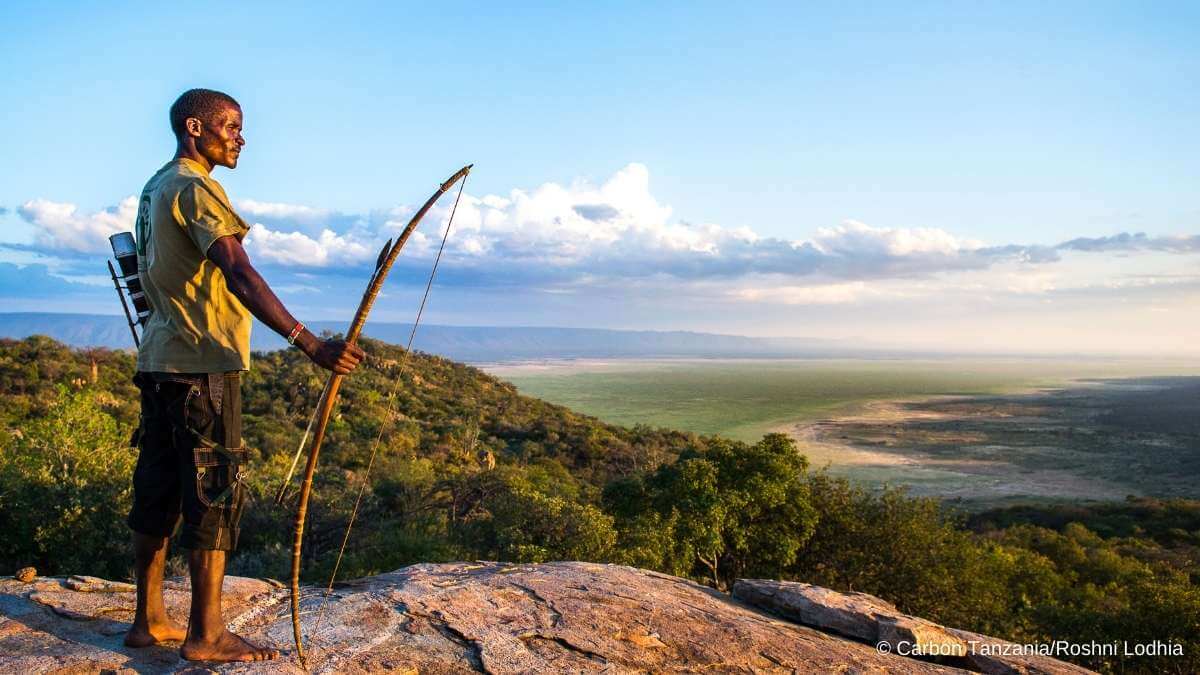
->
[175, 181, 244, 256]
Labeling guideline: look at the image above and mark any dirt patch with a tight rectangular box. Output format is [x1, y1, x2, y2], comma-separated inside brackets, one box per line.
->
[773, 379, 1200, 504]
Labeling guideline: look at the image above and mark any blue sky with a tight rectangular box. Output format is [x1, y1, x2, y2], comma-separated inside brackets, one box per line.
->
[1, 1, 1197, 354]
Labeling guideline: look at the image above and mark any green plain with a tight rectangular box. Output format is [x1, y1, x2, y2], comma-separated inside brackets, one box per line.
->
[486, 358, 1195, 443]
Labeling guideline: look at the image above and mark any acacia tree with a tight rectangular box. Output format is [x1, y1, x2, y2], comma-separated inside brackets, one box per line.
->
[651, 456, 726, 584]
[451, 469, 616, 563]
[705, 434, 817, 584]
[605, 433, 817, 590]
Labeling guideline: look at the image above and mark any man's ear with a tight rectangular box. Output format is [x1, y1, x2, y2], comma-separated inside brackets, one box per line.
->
[184, 116, 204, 137]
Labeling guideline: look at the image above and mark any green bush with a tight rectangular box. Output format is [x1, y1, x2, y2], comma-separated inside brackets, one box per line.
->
[605, 434, 817, 590]
[453, 470, 616, 563]
[0, 385, 136, 578]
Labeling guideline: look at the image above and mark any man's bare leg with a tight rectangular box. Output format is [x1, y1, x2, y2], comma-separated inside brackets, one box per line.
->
[179, 548, 278, 662]
[125, 533, 187, 647]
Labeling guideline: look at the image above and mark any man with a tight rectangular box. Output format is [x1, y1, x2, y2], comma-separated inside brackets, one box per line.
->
[124, 88, 363, 662]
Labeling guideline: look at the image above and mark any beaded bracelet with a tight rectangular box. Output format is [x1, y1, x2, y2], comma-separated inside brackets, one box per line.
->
[287, 321, 305, 345]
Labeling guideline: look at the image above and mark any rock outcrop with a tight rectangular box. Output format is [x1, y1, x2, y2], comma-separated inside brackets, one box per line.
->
[734, 579, 1092, 675]
[0, 561, 1092, 673]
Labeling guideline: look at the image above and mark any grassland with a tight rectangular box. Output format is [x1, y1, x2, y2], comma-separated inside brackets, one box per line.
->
[486, 358, 1200, 507]
[485, 357, 1193, 441]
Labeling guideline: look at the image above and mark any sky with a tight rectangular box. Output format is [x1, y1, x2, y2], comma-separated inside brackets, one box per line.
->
[1, 1, 1197, 355]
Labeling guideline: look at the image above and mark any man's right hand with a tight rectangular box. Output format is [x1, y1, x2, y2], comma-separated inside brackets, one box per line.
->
[302, 338, 365, 374]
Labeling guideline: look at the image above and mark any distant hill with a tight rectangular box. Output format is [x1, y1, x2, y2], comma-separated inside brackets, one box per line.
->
[0, 312, 864, 362]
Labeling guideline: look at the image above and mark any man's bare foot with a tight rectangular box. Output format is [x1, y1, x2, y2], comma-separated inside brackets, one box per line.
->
[124, 619, 187, 647]
[181, 630, 280, 662]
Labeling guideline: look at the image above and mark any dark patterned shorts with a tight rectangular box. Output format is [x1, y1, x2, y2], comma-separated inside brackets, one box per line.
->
[126, 371, 247, 551]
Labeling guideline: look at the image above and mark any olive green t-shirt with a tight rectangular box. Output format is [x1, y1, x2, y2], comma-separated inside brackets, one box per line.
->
[134, 158, 252, 373]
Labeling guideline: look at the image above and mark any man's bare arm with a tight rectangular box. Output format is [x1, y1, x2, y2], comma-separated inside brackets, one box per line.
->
[207, 235, 363, 374]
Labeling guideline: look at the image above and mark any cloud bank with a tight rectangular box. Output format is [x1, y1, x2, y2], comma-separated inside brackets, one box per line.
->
[8, 162, 1198, 347]
[15, 164, 1194, 293]
[17, 197, 137, 255]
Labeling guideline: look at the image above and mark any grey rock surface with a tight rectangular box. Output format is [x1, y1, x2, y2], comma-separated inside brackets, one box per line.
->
[0, 562, 1088, 673]
[734, 578, 1094, 675]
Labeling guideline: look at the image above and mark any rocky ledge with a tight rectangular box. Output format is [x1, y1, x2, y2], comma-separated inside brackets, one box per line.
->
[0, 561, 1091, 673]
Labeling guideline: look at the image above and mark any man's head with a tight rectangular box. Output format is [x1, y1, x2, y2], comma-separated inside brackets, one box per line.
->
[170, 88, 244, 170]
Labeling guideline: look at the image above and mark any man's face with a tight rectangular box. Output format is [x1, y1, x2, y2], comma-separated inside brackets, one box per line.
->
[193, 103, 245, 169]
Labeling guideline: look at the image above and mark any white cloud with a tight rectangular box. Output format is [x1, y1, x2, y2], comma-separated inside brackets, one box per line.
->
[732, 281, 874, 305]
[8, 163, 1200, 356]
[17, 197, 137, 254]
[272, 283, 322, 294]
[13, 164, 1200, 303]
[377, 167, 1040, 284]
[399, 162, 684, 265]
[812, 220, 983, 257]
[242, 224, 373, 267]
[236, 199, 333, 225]
[1057, 232, 1200, 253]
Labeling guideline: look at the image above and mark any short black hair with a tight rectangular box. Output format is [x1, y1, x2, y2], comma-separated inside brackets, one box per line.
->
[169, 88, 240, 138]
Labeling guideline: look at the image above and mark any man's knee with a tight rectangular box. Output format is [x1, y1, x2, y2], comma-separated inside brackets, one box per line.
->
[179, 373, 248, 553]
[127, 371, 187, 539]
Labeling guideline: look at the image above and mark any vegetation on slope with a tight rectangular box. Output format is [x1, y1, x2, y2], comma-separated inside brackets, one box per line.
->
[1, 336, 1197, 673]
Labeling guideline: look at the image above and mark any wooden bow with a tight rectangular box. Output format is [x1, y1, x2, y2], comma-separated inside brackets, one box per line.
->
[285, 164, 472, 666]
